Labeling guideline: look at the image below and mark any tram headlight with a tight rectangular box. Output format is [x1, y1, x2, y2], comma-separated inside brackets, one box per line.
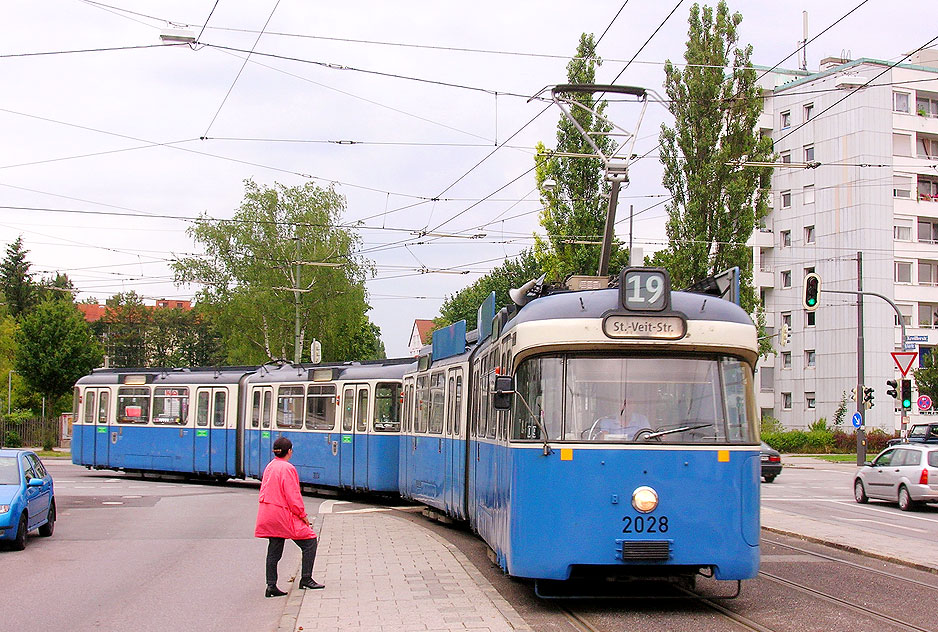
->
[0, 504, 9, 514]
[631, 486, 658, 513]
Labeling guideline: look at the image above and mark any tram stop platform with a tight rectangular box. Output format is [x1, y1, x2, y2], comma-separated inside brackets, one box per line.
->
[282, 507, 531, 632]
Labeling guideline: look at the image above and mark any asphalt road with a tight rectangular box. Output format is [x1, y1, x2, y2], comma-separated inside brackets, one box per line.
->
[0, 459, 322, 632]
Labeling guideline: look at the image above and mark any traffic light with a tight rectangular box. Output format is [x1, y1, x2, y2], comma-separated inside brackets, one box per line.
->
[803, 272, 820, 311]
[863, 387, 874, 409]
[779, 323, 791, 347]
[849, 386, 858, 402]
[901, 379, 913, 410]
[886, 379, 898, 401]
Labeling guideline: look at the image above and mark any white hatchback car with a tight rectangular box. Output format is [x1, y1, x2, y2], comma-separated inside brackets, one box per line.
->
[854, 445, 938, 511]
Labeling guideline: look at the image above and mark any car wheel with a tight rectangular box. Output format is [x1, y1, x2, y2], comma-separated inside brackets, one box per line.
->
[38, 500, 55, 537]
[763, 475, 777, 483]
[854, 479, 869, 503]
[898, 485, 918, 512]
[12, 514, 27, 551]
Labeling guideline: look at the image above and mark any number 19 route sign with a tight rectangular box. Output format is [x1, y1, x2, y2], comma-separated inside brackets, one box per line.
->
[891, 351, 918, 377]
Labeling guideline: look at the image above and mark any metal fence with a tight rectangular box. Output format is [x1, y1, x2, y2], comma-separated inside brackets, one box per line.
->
[0, 416, 60, 449]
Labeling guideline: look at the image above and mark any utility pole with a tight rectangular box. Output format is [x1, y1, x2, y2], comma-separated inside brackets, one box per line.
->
[856, 252, 866, 465]
[293, 235, 302, 364]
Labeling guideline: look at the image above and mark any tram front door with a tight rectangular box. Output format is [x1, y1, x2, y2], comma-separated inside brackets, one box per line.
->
[338, 384, 369, 489]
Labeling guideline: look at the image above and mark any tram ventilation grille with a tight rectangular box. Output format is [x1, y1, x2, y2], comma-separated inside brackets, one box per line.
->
[615, 540, 671, 561]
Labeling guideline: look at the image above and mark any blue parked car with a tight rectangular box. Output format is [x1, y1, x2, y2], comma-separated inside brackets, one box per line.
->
[0, 449, 55, 550]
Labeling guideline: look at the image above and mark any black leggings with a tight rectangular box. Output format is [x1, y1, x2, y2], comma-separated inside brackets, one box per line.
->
[266, 537, 318, 586]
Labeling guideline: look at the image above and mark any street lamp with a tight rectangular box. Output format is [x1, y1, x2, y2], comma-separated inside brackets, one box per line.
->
[7, 369, 14, 416]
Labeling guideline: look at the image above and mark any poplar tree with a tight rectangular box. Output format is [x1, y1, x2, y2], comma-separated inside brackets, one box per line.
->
[652, 1, 773, 313]
[0, 236, 36, 317]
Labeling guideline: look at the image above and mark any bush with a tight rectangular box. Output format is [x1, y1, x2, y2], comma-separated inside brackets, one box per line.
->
[761, 416, 783, 433]
[768, 427, 900, 454]
[3, 430, 21, 448]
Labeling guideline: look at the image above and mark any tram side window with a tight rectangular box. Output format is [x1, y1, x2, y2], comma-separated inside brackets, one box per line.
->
[512, 356, 563, 441]
[73, 387, 81, 422]
[471, 366, 481, 437]
[486, 352, 497, 439]
[429, 372, 444, 434]
[213, 391, 227, 427]
[445, 376, 455, 435]
[454, 375, 462, 435]
[306, 385, 337, 430]
[415, 376, 429, 433]
[262, 391, 272, 429]
[342, 387, 355, 431]
[721, 359, 757, 442]
[251, 391, 261, 428]
[374, 383, 401, 432]
[356, 388, 369, 432]
[153, 387, 189, 425]
[83, 391, 96, 424]
[98, 392, 109, 424]
[117, 387, 150, 424]
[196, 391, 210, 426]
[277, 386, 304, 429]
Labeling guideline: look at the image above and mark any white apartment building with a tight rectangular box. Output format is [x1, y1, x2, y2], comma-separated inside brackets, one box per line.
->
[752, 49, 938, 431]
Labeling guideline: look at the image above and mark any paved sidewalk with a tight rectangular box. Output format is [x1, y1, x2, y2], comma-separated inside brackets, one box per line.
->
[286, 511, 530, 632]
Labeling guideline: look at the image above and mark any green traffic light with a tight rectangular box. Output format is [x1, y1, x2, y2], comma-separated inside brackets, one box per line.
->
[807, 298, 816, 306]
[903, 398, 912, 408]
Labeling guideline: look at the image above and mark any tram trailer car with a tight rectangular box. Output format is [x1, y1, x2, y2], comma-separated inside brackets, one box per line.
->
[243, 360, 411, 492]
[403, 268, 761, 590]
[72, 367, 254, 478]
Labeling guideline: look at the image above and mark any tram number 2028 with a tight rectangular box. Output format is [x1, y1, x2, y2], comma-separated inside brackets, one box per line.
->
[622, 515, 669, 533]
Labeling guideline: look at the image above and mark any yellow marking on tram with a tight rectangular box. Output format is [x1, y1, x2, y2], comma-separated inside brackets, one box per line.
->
[718, 450, 730, 462]
[560, 448, 573, 461]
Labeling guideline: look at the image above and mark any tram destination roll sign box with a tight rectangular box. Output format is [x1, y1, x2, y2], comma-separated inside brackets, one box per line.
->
[602, 314, 686, 340]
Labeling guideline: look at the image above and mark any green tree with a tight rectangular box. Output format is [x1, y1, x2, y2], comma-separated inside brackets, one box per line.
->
[914, 352, 938, 402]
[534, 33, 626, 280]
[436, 249, 543, 331]
[102, 291, 151, 367]
[15, 300, 102, 406]
[0, 236, 36, 317]
[651, 1, 773, 315]
[38, 272, 75, 303]
[173, 179, 378, 365]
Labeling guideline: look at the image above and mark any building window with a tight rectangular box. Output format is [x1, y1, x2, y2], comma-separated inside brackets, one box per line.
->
[803, 185, 815, 205]
[782, 312, 792, 328]
[782, 392, 792, 410]
[806, 392, 816, 409]
[804, 103, 814, 121]
[894, 91, 911, 113]
[805, 225, 816, 244]
[897, 304, 913, 326]
[918, 135, 938, 160]
[896, 261, 913, 283]
[780, 230, 791, 247]
[781, 190, 792, 208]
[917, 94, 938, 117]
[920, 261, 938, 286]
[806, 311, 816, 327]
[919, 177, 938, 202]
[804, 144, 815, 162]
[780, 151, 791, 164]
[805, 350, 816, 367]
[781, 352, 791, 369]
[918, 220, 938, 243]
[919, 304, 938, 328]
[781, 110, 791, 128]
[894, 175, 912, 199]
[781, 270, 792, 288]
[894, 133, 912, 156]
[895, 220, 912, 241]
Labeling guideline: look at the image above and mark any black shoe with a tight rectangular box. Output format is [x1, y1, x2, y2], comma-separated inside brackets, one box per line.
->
[298, 579, 325, 590]
[265, 586, 287, 597]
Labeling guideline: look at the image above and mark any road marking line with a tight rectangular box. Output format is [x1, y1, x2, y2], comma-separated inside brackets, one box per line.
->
[840, 518, 927, 533]
[102, 501, 123, 505]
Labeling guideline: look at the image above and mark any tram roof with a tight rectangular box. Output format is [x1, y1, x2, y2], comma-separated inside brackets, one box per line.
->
[246, 358, 414, 384]
[76, 366, 257, 386]
[503, 288, 753, 335]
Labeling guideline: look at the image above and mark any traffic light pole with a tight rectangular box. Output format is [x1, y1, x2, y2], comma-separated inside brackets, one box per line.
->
[820, 251, 910, 465]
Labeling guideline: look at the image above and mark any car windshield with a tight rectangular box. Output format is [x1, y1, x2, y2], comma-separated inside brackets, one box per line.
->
[0, 456, 20, 484]
[511, 354, 758, 444]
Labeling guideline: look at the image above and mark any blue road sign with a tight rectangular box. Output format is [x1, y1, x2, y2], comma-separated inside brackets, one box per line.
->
[852, 412, 862, 428]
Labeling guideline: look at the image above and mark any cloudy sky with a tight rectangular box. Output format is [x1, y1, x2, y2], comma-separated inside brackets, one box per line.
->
[1, 0, 933, 357]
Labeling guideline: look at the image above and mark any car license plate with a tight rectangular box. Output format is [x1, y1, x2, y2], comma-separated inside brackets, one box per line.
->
[761, 455, 769, 461]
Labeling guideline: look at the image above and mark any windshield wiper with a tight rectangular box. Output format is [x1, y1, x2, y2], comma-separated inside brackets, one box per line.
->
[644, 423, 713, 440]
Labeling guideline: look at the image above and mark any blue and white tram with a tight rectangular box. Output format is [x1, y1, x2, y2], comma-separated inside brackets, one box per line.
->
[243, 360, 411, 492]
[72, 367, 254, 477]
[403, 268, 761, 588]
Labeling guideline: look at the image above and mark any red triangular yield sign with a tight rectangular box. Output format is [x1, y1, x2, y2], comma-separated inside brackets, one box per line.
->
[892, 352, 918, 377]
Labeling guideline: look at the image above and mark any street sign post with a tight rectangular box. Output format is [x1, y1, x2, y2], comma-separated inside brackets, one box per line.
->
[852, 412, 862, 428]
[918, 395, 932, 411]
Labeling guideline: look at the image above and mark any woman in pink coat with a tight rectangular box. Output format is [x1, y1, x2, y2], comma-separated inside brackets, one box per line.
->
[256, 437, 324, 597]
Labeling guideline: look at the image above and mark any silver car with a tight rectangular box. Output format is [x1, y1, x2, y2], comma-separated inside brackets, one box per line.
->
[854, 445, 938, 511]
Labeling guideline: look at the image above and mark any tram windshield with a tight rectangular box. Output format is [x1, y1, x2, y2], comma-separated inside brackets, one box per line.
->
[511, 354, 757, 444]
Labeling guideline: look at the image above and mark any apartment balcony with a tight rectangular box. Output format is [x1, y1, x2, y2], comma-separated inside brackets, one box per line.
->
[757, 391, 775, 411]
[894, 112, 938, 135]
[758, 111, 773, 133]
[748, 229, 774, 248]
[762, 310, 776, 329]
[754, 268, 774, 289]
